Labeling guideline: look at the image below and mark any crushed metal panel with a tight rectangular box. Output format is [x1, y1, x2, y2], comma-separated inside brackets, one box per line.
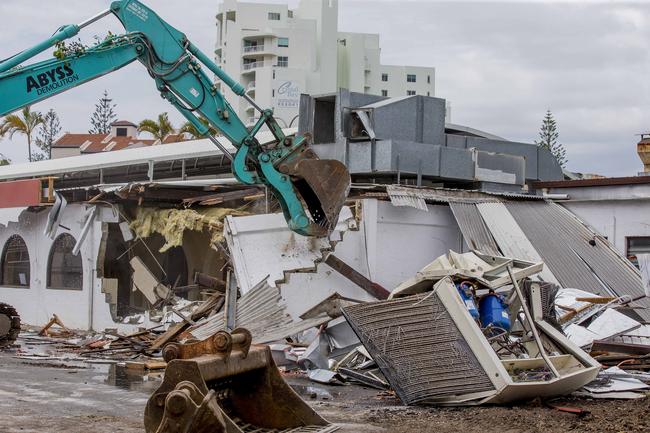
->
[449, 201, 500, 255]
[189, 279, 330, 344]
[347, 277, 599, 406]
[386, 185, 428, 211]
[343, 290, 496, 405]
[476, 202, 560, 285]
[506, 201, 650, 320]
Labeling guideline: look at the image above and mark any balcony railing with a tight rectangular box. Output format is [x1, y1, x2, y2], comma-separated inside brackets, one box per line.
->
[243, 45, 265, 53]
[247, 81, 256, 91]
[242, 61, 266, 70]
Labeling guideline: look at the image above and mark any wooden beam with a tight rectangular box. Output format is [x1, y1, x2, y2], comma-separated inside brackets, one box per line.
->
[324, 254, 390, 300]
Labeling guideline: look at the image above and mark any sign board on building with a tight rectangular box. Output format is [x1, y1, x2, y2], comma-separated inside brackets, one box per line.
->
[276, 81, 301, 108]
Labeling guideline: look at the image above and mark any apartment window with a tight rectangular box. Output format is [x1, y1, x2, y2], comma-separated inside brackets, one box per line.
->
[48, 234, 82, 290]
[427, 91, 430, 96]
[407, 90, 416, 96]
[268, 12, 281, 20]
[1, 235, 29, 287]
[272, 89, 275, 97]
[381, 90, 388, 97]
[626, 237, 650, 268]
[277, 56, 288, 67]
[381, 73, 388, 82]
[427, 75, 431, 84]
[407, 74, 416, 83]
[278, 37, 289, 47]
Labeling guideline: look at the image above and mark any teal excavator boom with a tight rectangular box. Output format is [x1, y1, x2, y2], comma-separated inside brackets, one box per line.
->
[0, 0, 350, 237]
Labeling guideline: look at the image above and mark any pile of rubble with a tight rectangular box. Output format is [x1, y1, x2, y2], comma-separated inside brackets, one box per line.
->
[13, 246, 650, 408]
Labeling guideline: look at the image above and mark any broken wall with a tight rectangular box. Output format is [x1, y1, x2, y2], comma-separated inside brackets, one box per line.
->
[0, 204, 117, 330]
[225, 199, 464, 320]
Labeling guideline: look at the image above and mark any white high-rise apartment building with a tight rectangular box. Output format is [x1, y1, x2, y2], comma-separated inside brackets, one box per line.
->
[215, 0, 435, 126]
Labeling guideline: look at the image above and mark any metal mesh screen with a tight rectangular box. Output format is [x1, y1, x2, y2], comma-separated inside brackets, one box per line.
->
[342, 293, 494, 405]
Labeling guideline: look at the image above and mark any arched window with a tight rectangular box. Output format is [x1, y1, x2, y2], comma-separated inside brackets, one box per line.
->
[1, 235, 30, 287]
[48, 233, 83, 290]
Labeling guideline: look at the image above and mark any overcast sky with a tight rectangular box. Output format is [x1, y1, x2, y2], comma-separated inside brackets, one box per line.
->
[0, 0, 648, 176]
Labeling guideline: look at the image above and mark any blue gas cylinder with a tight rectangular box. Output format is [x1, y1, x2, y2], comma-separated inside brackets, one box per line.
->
[456, 283, 480, 320]
[479, 292, 511, 330]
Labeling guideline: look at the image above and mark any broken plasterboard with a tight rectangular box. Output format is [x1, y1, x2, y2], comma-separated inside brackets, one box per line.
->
[130, 256, 169, 304]
[587, 308, 640, 340]
[224, 207, 355, 294]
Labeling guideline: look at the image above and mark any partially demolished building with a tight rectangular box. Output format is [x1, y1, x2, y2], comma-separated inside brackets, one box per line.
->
[0, 90, 647, 358]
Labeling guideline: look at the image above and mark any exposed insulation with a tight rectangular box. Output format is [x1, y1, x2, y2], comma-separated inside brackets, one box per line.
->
[130, 207, 247, 252]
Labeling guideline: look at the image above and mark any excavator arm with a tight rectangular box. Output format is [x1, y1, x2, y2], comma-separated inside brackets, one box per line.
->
[0, 0, 350, 236]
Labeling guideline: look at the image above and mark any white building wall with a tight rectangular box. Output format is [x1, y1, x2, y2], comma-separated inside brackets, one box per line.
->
[376, 65, 435, 98]
[225, 199, 463, 320]
[0, 205, 142, 332]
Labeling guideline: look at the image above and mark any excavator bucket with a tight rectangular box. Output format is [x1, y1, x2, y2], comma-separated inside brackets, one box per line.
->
[275, 141, 351, 237]
[144, 329, 338, 433]
[0, 303, 20, 348]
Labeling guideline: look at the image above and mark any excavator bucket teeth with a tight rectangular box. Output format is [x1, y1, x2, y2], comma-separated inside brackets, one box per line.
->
[0, 303, 20, 348]
[287, 158, 351, 236]
[145, 330, 336, 433]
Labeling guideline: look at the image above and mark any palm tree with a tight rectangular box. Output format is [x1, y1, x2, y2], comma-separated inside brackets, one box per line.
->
[178, 117, 219, 139]
[0, 107, 44, 162]
[138, 113, 175, 143]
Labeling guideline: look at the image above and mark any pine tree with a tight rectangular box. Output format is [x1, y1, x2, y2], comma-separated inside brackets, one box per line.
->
[535, 109, 568, 168]
[89, 90, 117, 134]
[33, 109, 61, 161]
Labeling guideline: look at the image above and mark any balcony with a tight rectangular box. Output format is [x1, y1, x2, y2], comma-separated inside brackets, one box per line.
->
[246, 81, 256, 94]
[243, 45, 265, 53]
[242, 61, 267, 71]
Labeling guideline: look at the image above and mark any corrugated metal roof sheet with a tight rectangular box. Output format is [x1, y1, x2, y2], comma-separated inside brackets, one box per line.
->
[384, 185, 545, 210]
[476, 202, 560, 285]
[506, 202, 650, 320]
[189, 279, 330, 343]
[449, 202, 500, 255]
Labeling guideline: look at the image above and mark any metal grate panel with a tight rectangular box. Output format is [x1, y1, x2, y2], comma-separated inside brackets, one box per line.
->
[342, 293, 495, 405]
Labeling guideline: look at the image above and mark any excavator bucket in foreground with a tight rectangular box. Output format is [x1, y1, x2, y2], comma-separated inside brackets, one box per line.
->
[144, 329, 338, 433]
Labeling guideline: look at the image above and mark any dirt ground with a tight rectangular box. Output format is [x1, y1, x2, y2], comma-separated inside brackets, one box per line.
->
[1, 341, 648, 433]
